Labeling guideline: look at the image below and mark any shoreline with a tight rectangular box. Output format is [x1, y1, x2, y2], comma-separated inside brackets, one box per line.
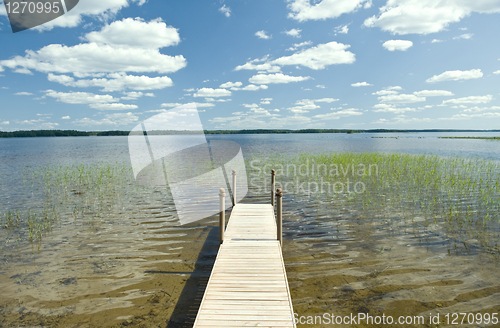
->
[2, 129, 500, 138]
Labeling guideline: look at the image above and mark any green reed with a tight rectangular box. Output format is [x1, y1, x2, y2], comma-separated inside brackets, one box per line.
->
[1, 207, 57, 246]
[2, 162, 134, 247]
[247, 152, 500, 256]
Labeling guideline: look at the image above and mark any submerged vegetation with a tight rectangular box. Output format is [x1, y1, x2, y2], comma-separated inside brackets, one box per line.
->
[3, 152, 500, 258]
[1, 208, 57, 243]
[1, 163, 134, 248]
[439, 136, 500, 140]
[1, 151, 500, 327]
[248, 152, 500, 258]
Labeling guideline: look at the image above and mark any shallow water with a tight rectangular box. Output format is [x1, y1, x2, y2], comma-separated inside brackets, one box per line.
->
[1, 134, 500, 327]
[282, 195, 500, 327]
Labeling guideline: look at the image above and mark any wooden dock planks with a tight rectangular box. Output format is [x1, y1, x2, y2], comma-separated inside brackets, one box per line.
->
[193, 204, 296, 328]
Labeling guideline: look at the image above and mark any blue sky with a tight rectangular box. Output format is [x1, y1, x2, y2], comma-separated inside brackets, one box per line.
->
[1, 0, 500, 131]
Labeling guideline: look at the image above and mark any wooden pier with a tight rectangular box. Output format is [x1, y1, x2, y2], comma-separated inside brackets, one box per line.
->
[193, 171, 296, 327]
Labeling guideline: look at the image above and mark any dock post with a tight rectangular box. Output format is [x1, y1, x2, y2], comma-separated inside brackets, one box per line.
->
[276, 188, 283, 247]
[219, 188, 225, 244]
[232, 169, 237, 206]
[271, 169, 276, 206]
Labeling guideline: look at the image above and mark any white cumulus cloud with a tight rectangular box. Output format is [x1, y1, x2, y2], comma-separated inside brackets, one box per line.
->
[382, 40, 413, 51]
[373, 104, 416, 113]
[44, 90, 119, 104]
[193, 88, 231, 97]
[219, 5, 231, 17]
[272, 41, 355, 70]
[287, 98, 339, 113]
[313, 108, 363, 120]
[288, 100, 319, 113]
[287, 0, 372, 22]
[0, 17, 186, 90]
[426, 69, 483, 83]
[364, 0, 500, 35]
[351, 82, 372, 87]
[378, 94, 426, 103]
[242, 103, 259, 108]
[73, 112, 139, 127]
[372, 86, 403, 95]
[255, 30, 272, 39]
[231, 84, 269, 91]
[248, 73, 311, 84]
[84, 18, 180, 49]
[17, 119, 60, 129]
[161, 102, 215, 108]
[121, 91, 153, 100]
[373, 90, 398, 95]
[442, 95, 493, 105]
[234, 56, 282, 73]
[48, 73, 174, 92]
[205, 98, 231, 103]
[284, 28, 302, 37]
[334, 24, 349, 34]
[413, 90, 454, 97]
[453, 33, 473, 40]
[219, 81, 243, 88]
[89, 103, 138, 110]
[286, 41, 313, 51]
[462, 106, 500, 113]
[315, 98, 339, 103]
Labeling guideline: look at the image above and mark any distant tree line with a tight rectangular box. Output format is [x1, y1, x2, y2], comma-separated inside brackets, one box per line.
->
[0, 130, 89, 138]
[88, 131, 129, 136]
[0, 130, 128, 138]
[1, 129, 499, 138]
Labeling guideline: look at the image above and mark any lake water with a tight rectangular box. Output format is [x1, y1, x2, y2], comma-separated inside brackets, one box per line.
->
[1, 132, 500, 327]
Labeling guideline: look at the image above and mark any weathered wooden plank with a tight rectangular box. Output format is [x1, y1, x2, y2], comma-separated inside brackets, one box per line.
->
[195, 322, 293, 327]
[200, 300, 290, 306]
[199, 310, 291, 315]
[208, 280, 286, 285]
[193, 203, 295, 328]
[197, 315, 292, 320]
[210, 273, 284, 276]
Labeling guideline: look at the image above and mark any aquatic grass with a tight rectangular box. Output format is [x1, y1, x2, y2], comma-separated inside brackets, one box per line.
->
[246, 152, 500, 256]
[439, 136, 500, 140]
[2, 162, 135, 248]
[2, 210, 19, 229]
[0, 207, 57, 250]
